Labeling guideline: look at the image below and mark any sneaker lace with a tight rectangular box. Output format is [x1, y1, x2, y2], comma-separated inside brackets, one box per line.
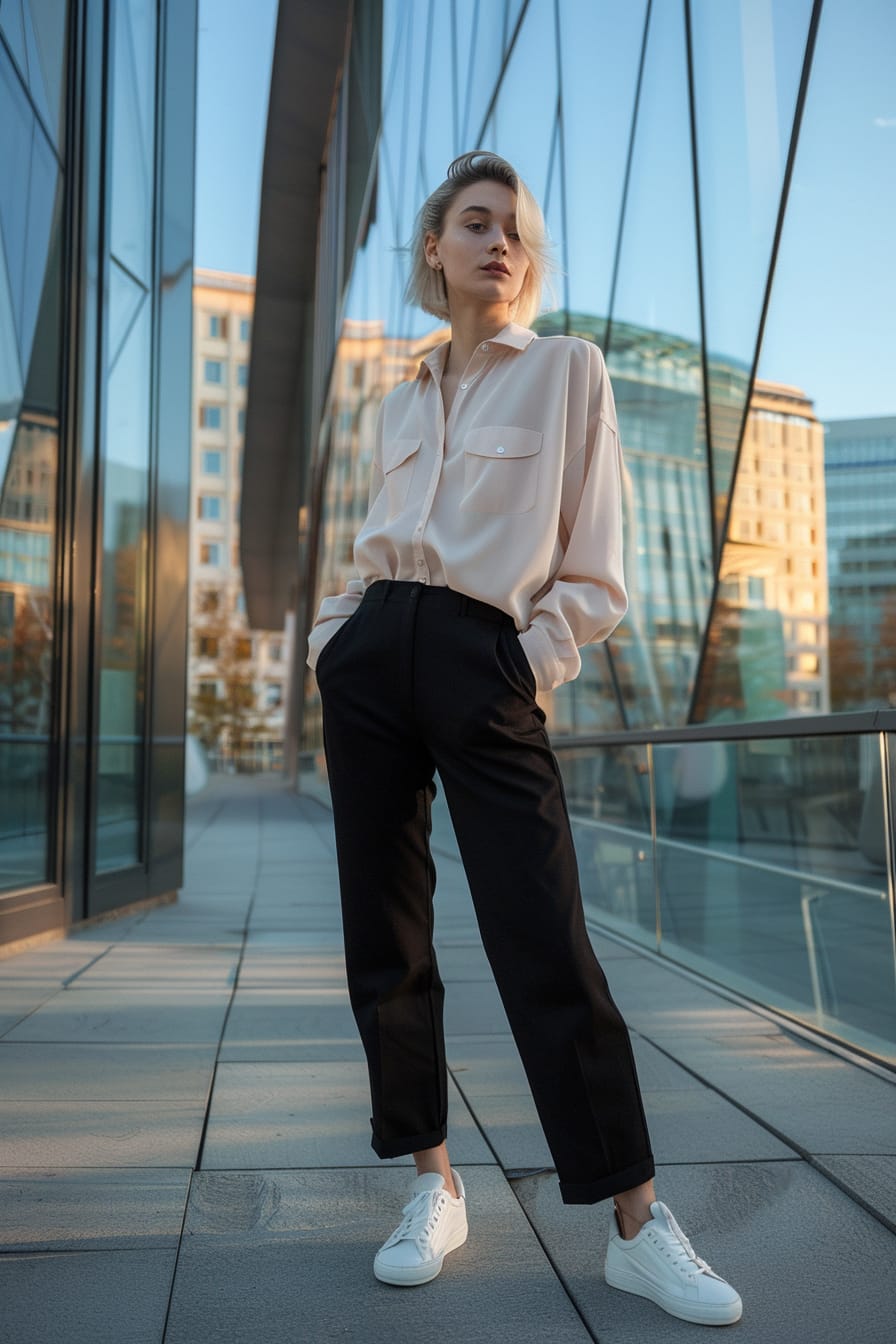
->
[661, 1209, 720, 1279]
[381, 1188, 446, 1253]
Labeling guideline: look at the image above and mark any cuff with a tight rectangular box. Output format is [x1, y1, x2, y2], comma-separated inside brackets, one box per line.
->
[306, 616, 349, 672]
[517, 623, 580, 694]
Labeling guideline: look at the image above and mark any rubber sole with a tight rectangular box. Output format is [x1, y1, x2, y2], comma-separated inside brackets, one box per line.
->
[374, 1223, 469, 1287]
[605, 1262, 743, 1326]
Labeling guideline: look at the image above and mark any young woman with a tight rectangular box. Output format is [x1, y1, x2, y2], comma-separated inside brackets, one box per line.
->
[307, 151, 742, 1327]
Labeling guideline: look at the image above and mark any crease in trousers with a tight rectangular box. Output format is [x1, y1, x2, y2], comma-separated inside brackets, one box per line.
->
[316, 578, 655, 1204]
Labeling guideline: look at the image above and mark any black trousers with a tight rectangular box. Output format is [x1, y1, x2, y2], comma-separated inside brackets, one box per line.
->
[317, 579, 655, 1204]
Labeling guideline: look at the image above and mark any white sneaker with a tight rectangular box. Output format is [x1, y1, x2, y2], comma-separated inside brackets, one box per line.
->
[604, 1200, 743, 1326]
[373, 1169, 468, 1287]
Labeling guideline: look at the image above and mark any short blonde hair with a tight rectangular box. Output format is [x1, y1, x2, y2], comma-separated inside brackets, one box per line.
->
[402, 150, 558, 329]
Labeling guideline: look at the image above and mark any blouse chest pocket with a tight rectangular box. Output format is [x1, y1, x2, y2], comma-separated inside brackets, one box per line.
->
[461, 425, 543, 514]
[382, 438, 422, 517]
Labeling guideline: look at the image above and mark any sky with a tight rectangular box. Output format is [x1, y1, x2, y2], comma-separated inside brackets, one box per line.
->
[193, 0, 278, 275]
[192, 0, 895, 422]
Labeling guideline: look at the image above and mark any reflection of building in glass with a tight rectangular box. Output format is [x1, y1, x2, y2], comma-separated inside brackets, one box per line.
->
[0, 1, 198, 947]
[695, 380, 829, 720]
[243, 0, 893, 750]
[190, 272, 292, 770]
[0, 415, 56, 743]
[824, 417, 896, 709]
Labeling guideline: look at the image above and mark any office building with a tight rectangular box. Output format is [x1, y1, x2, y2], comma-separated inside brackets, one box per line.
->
[190, 271, 291, 772]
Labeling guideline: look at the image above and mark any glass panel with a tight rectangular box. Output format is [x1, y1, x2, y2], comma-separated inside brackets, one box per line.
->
[557, 0, 647, 324]
[455, 0, 512, 151]
[549, 642, 625, 736]
[0, 0, 29, 86]
[94, 0, 158, 872]
[21, 0, 52, 131]
[0, 206, 61, 892]
[481, 0, 558, 219]
[110, 0, 156, 284]
[695, 0, 896, 724]
[21, 119, 59, 367]
[108, 255, 146, 363]
[95, 291, 151, 871]
[690, 0, 814, 524]
[26, 0, 70, 147]
[653, 734, 896, 1059]
[0, 52, 34, 334]
[604, 0, 713, 728]
[560, 742, 656, 949]
[0, 211, 25, 485]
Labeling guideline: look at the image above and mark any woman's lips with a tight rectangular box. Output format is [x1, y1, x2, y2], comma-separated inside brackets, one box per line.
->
[482, 264, 510, 275]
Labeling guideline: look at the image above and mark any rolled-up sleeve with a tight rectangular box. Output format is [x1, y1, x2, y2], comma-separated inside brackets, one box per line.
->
[517, 347, 628, 693]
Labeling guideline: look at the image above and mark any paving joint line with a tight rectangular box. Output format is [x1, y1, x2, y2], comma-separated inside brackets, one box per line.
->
[160, 792, 266, 1341]
[634, 1028, 896, 1238]
[447, 1065, 599, 1343]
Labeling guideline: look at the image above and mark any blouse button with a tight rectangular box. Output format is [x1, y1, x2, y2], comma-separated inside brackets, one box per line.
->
[460, 382, 468, 389]
[481, 343, 489, 351]
[496, 445, 505, 454]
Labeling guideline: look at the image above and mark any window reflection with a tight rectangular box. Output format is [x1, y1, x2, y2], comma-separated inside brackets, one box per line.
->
[694, 381, 829, 721]
[94, 0, 158, 871]
[301, 0, 896, 747]
[652, 735, 896, 1055]
[0, 10, 67, 893]
[0, 417, 58, 891]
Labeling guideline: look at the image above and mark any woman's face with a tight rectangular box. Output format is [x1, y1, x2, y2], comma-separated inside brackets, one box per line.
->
[425, 179, 530, 317]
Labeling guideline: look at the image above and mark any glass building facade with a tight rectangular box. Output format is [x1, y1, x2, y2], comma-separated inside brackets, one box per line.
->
[245, 0, 895, 1061]
[0, 0, 197, 947]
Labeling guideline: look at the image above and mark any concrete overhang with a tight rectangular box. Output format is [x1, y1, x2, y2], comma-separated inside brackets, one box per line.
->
[240, 0, 351, 630]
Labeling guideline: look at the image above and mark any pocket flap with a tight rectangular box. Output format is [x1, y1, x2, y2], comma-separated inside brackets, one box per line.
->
[463, 426, 543, 459]
[383, 437, 422, 472]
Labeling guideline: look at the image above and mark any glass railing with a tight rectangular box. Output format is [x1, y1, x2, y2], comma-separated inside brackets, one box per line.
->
[555, 716, 896, 1066]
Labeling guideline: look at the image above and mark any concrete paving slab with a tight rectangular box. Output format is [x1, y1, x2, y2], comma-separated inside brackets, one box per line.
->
[248, 908, 344, 932]
[460, 1080, 792, 1172]
[0, 1098, 203, 1166]
[813, 1154, 896, 1229]
[432, 944, 495, 981]
[0, 1168, 191, 1250]
[446, 1034, 707, 1098]
[460, 1090, 552, 1169]
[0, 989, 62, 1037]
[221, 986, 358, 1048]
[639, 1089, 793, 1163]
[200, 1061, 494, 1169]
[0, 1248, 176, 1344]
[0, 1042, 217, 1101]
[513, 1160, 896, 1344]
[67, 946, 239, 987]
[447, 1035, 531, 1096]
[443, 979, 511, 1036]
[164, 1166, 593, 1344]
[2, 987, 232, 1044]
[218, 1035, 368, 1063]
[637, 1031, 896, 1154]
[245, 928, 345, 949]
[236, 948, 348, 988]
[117, 922, 246, 945]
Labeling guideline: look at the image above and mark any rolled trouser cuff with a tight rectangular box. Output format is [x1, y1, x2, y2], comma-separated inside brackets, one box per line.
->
[558, 1155, 656, 1205]
[370, 1121, 448, 1160]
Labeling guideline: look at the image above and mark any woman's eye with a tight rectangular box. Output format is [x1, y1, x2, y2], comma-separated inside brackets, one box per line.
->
[466, 222, 485, 231]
